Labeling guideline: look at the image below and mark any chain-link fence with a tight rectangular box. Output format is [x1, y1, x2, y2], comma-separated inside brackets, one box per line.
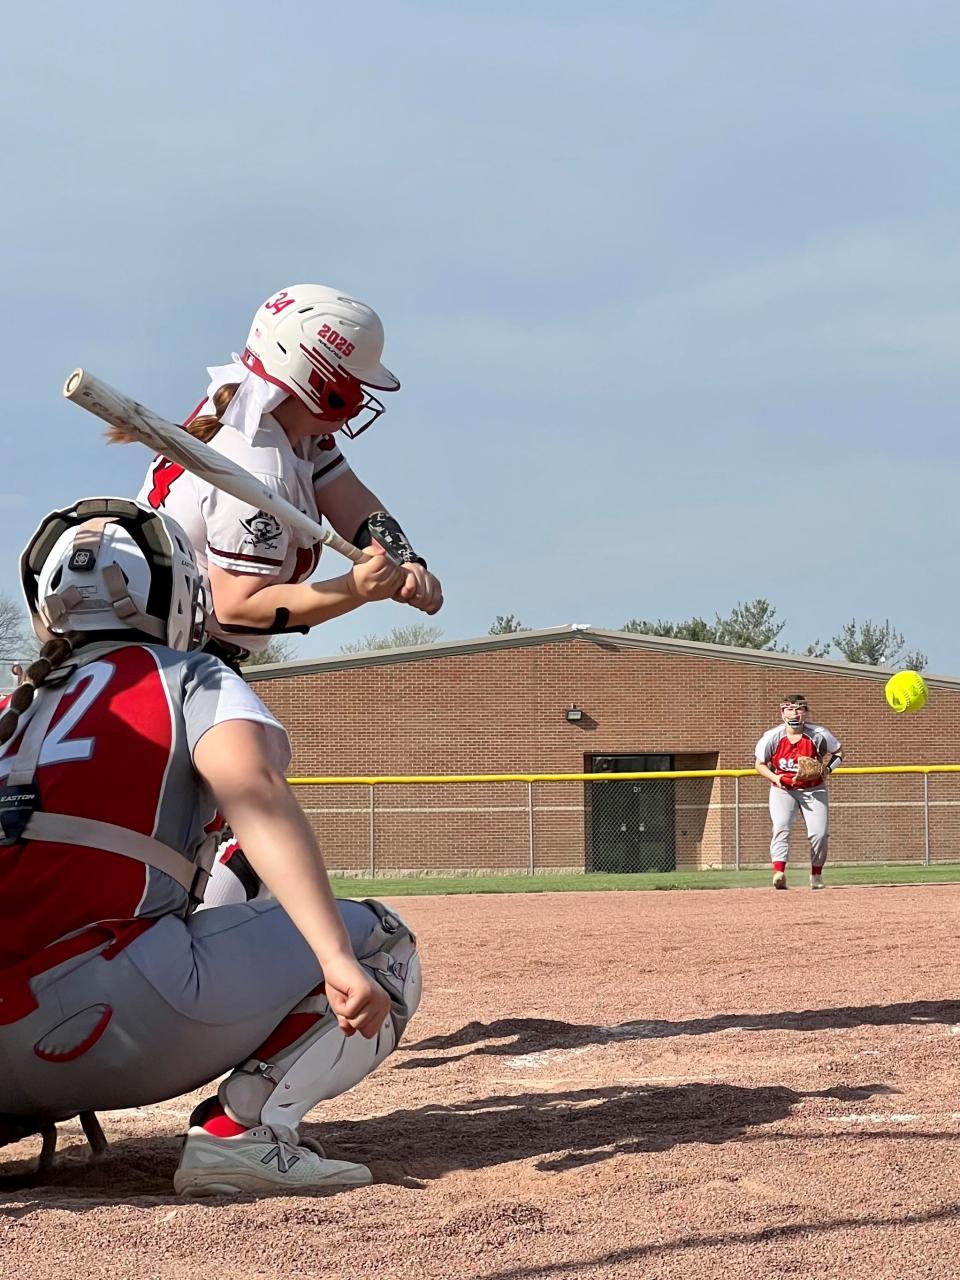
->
[289, 768, 960, 876]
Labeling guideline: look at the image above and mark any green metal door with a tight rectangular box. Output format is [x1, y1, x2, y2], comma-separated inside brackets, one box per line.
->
[587, 754, 676, 873]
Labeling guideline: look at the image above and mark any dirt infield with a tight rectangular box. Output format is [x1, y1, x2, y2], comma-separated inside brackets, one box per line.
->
[3, 884, 960, 1279]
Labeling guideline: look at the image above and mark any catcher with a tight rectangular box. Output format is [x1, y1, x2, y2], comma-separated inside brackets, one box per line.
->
[754, 694, 843, 890]
[0, 498, 421, 1195]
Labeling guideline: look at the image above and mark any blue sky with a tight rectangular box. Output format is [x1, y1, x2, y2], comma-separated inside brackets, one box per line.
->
[4, 2, 960, 668]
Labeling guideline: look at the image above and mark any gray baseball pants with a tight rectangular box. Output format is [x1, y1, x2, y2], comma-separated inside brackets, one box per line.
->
[0, 897, 380, 1120]
[769, 785, 829, 866]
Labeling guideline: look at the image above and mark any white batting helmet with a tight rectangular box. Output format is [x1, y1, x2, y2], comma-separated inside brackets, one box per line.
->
[242, 285, 399, 438]
[21, 498, 204, 652]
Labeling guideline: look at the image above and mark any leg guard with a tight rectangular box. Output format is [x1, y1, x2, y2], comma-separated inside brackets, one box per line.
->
[219, 900, 421, 1132]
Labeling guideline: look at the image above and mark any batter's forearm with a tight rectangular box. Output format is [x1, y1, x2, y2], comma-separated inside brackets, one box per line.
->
[216, 575, 364, 630]
[321, 474, 385, 540]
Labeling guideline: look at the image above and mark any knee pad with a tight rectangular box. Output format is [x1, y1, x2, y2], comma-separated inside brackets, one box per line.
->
[357, 898, 422, 1033]
[220, 901, 421, 1132]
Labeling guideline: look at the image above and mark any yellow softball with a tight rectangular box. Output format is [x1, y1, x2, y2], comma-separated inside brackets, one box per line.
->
[884, 670, 928, 715]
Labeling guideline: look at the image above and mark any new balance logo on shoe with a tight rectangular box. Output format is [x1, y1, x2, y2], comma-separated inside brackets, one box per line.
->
[261, 1144, 301, 1173]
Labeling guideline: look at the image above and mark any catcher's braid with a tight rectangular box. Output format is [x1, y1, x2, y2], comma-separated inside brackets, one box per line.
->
[794, 755, 825, 784]
[0, 635, 74, 746]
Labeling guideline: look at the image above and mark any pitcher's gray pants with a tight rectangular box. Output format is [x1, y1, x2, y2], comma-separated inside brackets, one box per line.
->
[0, 897, 379, 1121]
[769, 785, 829, 866]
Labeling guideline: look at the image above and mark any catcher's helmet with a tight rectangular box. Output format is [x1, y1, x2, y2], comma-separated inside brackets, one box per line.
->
[21, 498, 204, 652]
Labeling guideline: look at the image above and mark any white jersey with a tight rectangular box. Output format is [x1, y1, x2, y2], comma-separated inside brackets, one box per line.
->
[137, 413, 351, 652]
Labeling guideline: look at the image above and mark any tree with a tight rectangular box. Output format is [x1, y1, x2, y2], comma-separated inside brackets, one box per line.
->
[489, 615, 530, 635]
[339, 623, 444, 654]
[622, 599, 786, 650]
[240, 636, 298, 667]
[622, 615, 720, 642]
[715, 599, 785, 650]
[831, 619, 927, 671]
[801, 639, 832, 659]
[620, 599, 929, 669]
[0, 594, 37, 667]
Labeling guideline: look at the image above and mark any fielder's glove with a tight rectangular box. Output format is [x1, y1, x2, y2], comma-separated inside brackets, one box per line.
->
[794, 756, 826, 784]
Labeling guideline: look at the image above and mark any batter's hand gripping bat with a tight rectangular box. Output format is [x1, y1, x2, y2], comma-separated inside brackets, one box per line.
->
[62, 368, 367, 565]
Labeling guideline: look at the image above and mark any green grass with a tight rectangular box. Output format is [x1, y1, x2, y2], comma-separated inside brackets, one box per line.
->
[329, 863, 960, 897]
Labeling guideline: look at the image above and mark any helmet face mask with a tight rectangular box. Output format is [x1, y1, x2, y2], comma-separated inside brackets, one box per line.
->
[288, 360, 386, 438]
[337, 389, 386, 440]
[243, 285, 398, 434]
[21, 498, 205, 653]
[780, 696, 809, 729]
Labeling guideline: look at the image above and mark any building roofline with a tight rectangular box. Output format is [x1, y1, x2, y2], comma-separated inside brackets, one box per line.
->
[243, 624, 959, 689]
[245, 624, 582, 680]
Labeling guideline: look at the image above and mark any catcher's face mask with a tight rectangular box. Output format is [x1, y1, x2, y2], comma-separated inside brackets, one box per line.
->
[781, 700, 808, 728]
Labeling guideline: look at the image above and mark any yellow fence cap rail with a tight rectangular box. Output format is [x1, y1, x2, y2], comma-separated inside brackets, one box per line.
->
[288, 765, 960, 786]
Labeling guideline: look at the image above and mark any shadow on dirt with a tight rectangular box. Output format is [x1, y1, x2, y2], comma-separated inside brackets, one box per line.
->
[0, 1078, 896, 1206]
[0, 1127, 183, 1202]
[397, 998, 960, 1069]
[337, 1079, 894, 1182]
[478, 1201, 960, 1280]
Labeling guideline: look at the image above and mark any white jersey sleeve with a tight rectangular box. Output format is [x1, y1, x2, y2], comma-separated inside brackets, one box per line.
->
[202, 479, 293, 577]
[754, 726, 782, 762]
[806, 723, 841, 754]
[181, 651, 291, 772]
[309, 433, 352, 493]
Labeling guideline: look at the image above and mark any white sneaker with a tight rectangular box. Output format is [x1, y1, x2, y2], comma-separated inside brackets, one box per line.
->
[772, 870, 787, 890]
[174, 1123, 372, 1198]
[810, 875, 825, 890]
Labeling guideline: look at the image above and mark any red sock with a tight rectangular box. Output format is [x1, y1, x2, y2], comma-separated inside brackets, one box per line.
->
[773, 861, 786, 873]
[198, 1100, 248, 1138]
[811, 866, 823, 878]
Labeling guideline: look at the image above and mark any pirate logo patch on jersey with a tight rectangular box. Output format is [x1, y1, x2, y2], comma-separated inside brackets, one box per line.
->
[240, 511, 283, 550]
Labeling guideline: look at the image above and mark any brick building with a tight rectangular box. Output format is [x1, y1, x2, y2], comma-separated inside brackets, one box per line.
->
[246, 626, 960, 876]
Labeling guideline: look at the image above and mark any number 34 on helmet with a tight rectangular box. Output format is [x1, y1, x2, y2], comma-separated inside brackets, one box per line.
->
[242, 285, 400, 439]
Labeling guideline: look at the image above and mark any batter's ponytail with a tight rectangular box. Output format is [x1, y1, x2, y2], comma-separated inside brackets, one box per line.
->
[104, 384, 239, 447]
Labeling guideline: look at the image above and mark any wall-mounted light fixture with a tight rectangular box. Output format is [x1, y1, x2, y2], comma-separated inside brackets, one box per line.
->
[565, 704, 583, 723]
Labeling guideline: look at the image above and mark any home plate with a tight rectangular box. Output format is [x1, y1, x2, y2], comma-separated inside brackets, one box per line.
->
[506, 1046, 594, 1069]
